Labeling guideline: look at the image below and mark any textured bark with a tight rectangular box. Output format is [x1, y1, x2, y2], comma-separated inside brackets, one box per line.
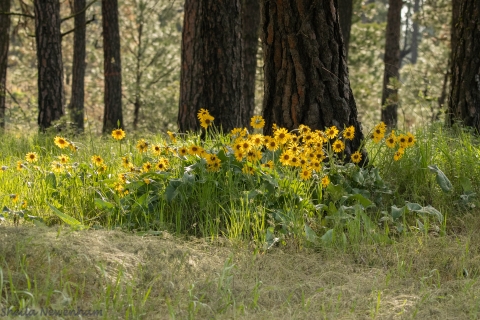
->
[380, 0, 402, 128]
[261, 0, 365, 159]
[447, 0, 480, 132]
[242, 0, 260, 120]
[178, 0, 244, 133]
[410, 0, 420, 64]
[102, 0, 123, 132]
[68, 0, 86, 132]
[338, 0, 353, 58]
[0, 0, 10, 130]
[35, 0, 64, 131]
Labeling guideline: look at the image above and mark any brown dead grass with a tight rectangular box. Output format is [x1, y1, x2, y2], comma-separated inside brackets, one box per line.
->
[1, 216, 480, 319]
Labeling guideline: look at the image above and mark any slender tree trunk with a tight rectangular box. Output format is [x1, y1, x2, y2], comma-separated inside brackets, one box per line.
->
[338, 0, 353, 58]
[132, 1, 144, 131]
[102, 0, 123, 133]
[242, 0, 260, 121]
[68, 0, 87, 132]
[178, 0, 244, 133]
[380, 0, 402, 128]
[261, 0, 365, 158]
[0, 0, 10, 130]
[35, 0, 64, 131]
[410, 0, 420, 64]
[447, 0, 480, 132]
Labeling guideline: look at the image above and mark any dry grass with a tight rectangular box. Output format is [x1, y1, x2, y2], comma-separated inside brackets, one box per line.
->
[1, 215, 480, 319]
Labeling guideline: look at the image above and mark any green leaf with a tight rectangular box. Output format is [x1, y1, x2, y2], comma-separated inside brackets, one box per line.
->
[459, 176, 473, 193]
[416, 205, 443, 223]
[405, 202, 422, 211]
[326, 184, 344, 202]
[2, 206, 11, 213]
[352, 170, 365, 185]
[48, 203, 87, 230]
[304, 224, 318, 244]
[346, 193, 373, 208]
[391, 205, 406, 221]
[94, 198, 115, 210]
[321, 229, 334, 244]
[428, 165, 452, 192]
[45, 172, 57, 189]
[165, 180, 182, 202]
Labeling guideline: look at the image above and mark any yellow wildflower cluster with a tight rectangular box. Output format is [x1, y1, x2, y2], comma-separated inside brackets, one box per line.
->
[197, 108, 215, 129]
[370, 123, 416, 161]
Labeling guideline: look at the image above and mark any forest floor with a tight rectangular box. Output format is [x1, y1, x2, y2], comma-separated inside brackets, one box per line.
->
[1, 216, 480, 319]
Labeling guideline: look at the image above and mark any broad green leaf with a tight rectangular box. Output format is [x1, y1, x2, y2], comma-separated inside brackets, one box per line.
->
[405, 202, 422, 211]
[428, 165, 452, 192]
[95, 198, 115, 210]
[391, 205, 406, 220]
[304, 224, 318, 243]
[347, 193, 373, 208]
[321, 229, 334, 244]
[352, 170, 365, 185]
[48, 203, 87, 230]
[416, 205, 443, 223]
[2, 206, 11, 213]
[326, 184, 344, 202]
[459, 176, 473, 193]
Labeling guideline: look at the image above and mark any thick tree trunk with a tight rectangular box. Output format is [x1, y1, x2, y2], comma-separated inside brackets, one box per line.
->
[178, 0, 244, 133]
[102, 0, 123, 133]
[35, 0, 64, 131]
[0, 0, 10, 130]
[338, 0, 353, 58]
[242, 0, 260, 120]
[410, 0, 420, 64]
[261, 0, 365, 158]
[380, 0, 402, 128]
[447, 0, 480, 132]
[68, 0, 87, 132]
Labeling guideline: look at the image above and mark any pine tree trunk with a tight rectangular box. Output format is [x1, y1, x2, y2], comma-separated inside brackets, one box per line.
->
[338, 0, 353, 58]
[410, 0, 420, 64]
[261, 0, 365, 158]
[380, 0, 402, 128]
[241, 0, 260, 121]
[0, 0, 10, 130]
[178, 0, 244, 133]
[102, 0, 123, 133]
[68, 0, 86, 132]
[447, 0, 480, 132]
[35, 0, 64, 131]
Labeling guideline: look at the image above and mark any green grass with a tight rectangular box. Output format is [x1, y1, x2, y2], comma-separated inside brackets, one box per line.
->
[0, 121, 479, 318]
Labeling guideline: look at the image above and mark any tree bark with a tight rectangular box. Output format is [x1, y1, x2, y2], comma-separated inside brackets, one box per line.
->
[261, 0, 365, 158]
[380, 0, 402, 128]
[447, 0, 480, 132]
[68, 0, 87, 133]
[338, 0, 353, 58]
[102, 0, 123, 133]
[35, 0, 64, 131]
[242, 0, 260, 121]
[178, 0, 244, 133]
[0, 0, 10, 130]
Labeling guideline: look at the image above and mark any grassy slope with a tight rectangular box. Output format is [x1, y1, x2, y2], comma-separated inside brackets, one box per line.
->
[1, 214, 480, 319]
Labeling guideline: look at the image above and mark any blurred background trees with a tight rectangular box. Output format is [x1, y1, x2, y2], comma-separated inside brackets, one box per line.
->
[0, 0, 477, 135]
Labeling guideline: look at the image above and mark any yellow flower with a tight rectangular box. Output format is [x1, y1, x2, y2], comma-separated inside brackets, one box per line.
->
[351, 151, 362, 164]
[155, 158, 169, 171]
[289, 155, 301, 167]
[118, 173, 127, 183]
[97, 164, 107, 174]
[249, 134, 264, 147]
[178, 146, 188, 157]
[207, 159, 221, 172]
[136, 139, 149, 153]
[264, 136, 279, 151]
[230, 127, 247, 140]
[300, 167, 312, 180]
[111, 128, 126, 140]
[152, 144, 162, 156]
[234, 150, 245, 162]
[246, 149, 262, 162]
[188, 144, 203, 156]
[142, 161, 152, 172]
[25, 152, 38, 163]
[385, 132, 397, 148]
[58, 154, 69, 164]
[69, 142, 78, 152]
[16, 161, 25, 171]
[372, 132, 384, 143]
[274, 127, 290, 145]
[240, 139, 252, 152]
[332, 140, 345, 153]
[250, 115, 265, 129]
[343, 126, 355, 140]
[262, 160, 274, 170]
[321, 176, 330, 188]
[206, 153, 219, 165]
[288, 142, 301, 155]
[91, 155, 104, 166]
[393, 149, 404, 161]
[197, 108, 210, 120]
[279, 150, 293, 166]
[325, 126, 339, 139]
[10, 194, 19, 203]
[167, 131, 177, 142]
[51, 161, 63, 173]
[298, 124, 311, 135]
[311, 160, 322, 171]
[398, 134, 408, 149]
[144, 178, 152, 185]
[200, 114, 215, 129]
[121, 156, 132, 168]
[406, 132, 416, 147]
[242, 164, 255, 175]
[54, 136, 69, 149]
[21, 200, 27, 209]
